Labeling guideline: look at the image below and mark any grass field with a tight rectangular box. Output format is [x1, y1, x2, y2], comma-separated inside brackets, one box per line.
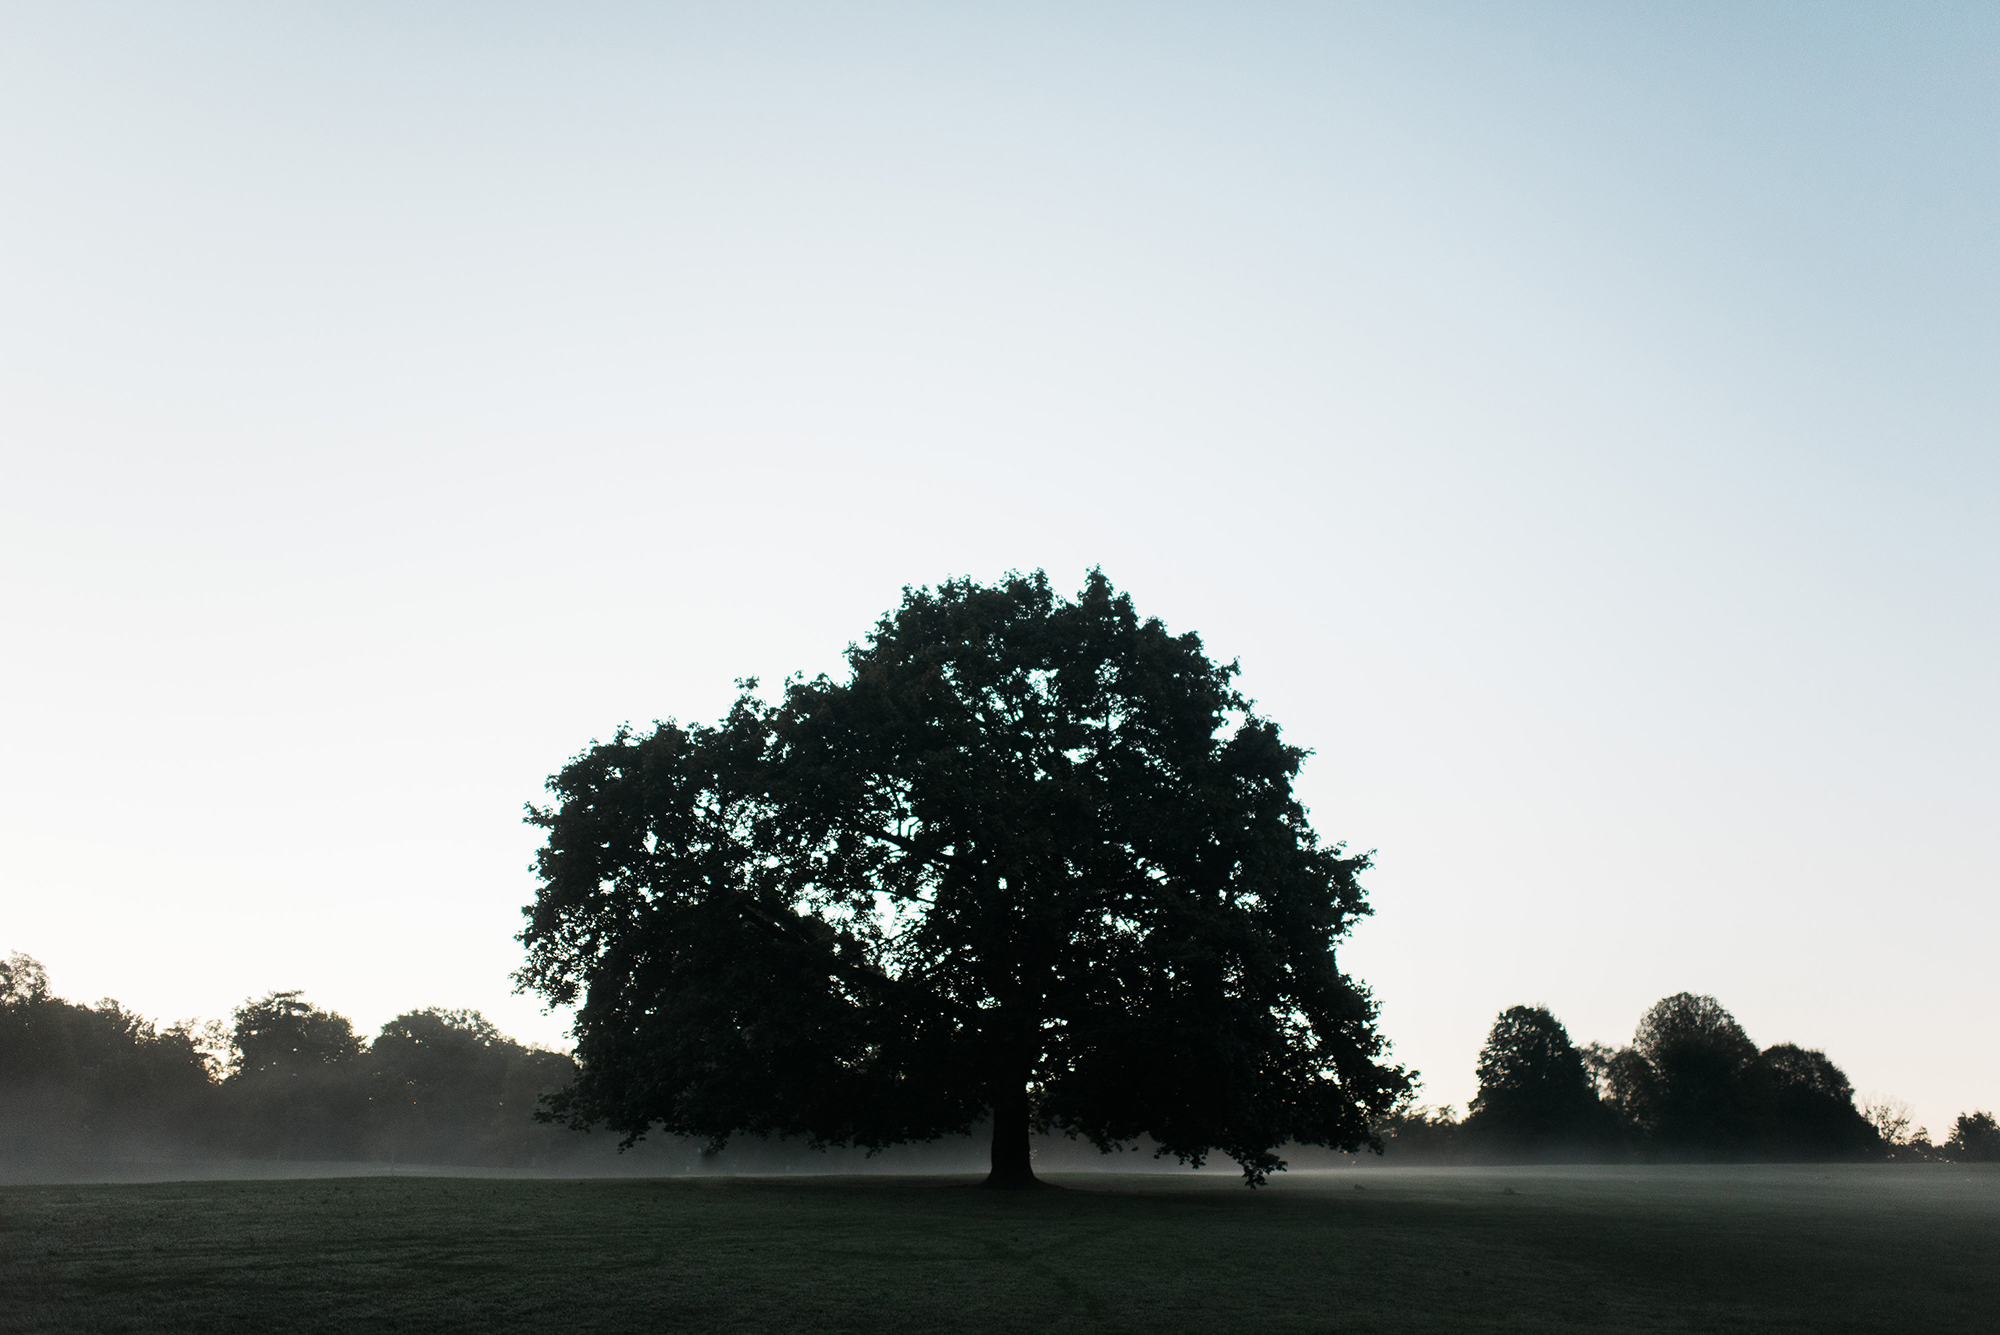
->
[4, 1164, 1995, 1333]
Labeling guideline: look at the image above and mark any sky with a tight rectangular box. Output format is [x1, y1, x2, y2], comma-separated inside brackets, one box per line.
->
[2, 1, 1994, 1139]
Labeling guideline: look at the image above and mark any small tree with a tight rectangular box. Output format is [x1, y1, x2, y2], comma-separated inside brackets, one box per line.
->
[518, 571, 1409, 1186]
[1860, 1094, 1914, 1148]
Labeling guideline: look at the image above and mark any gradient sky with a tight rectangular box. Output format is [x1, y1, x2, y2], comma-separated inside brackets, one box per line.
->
[3, 2, 1994, 1138]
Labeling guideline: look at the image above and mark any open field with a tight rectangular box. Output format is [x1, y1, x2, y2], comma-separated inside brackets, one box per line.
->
[4, 1165, 1996, 1333]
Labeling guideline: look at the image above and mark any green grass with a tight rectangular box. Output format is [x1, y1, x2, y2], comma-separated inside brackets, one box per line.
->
[4, 1165, 1996, 1333]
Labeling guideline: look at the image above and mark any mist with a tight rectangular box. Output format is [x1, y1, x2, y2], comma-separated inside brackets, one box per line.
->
[0, 952, 1247, 1186]
[13, 951, 1990, 1187]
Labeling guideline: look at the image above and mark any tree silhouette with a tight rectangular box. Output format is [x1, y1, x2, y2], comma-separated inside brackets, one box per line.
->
[1464, 1005, 1613, 1155]
[1754, 1044, 1877, 1160]
[517, 571, 1408, 1186]
[230, 991, 363, 1076]
[1946, 1111, 2000, 1162]
[1628, 993, 1760, 1156]
[0, 953, 218, 1161]
[224, 991, 369, 1159]
[367, 1009, 580, 1164]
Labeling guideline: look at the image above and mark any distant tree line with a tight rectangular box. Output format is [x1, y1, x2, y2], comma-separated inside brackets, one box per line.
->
[0, 953, 584, 1170]
[1372, 993, 1998, 1164]
[9, 955, 1993, 1173]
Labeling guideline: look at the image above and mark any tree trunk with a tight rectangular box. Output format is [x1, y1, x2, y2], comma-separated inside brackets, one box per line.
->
[983, 1079, 1039, 1189]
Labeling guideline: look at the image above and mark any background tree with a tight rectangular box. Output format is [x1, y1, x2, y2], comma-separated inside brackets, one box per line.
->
[3, 955, 614, 1171]
[1859, 1094, 1914, 1149]
[0, 953, 218, 1164]
[1753, 1044, 1878, 1160]
[1945, 1111, 2000, 1162]
[1371, 1099, 1466, 1163]
[1597, 994, 1882, 1161]
[1627, 993, 1760, 1157]
[367, 1008, 580, 1165]
[230, 990, 364, 1076]
[519, 570, 1409, 1186]
[1463, 1005, 1615, 1157]
[224, 990, 369, 1159]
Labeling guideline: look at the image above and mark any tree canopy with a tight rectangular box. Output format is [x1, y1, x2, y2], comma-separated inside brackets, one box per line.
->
[231, 990, 364, 1076]
[1463, 1005, 1612, 1153]
[517, 570, 1408, 1185]
[1945, 1111, 2000, 1162]
[1627, 992, 1762, 1154]
[0, 955, 589, 1170]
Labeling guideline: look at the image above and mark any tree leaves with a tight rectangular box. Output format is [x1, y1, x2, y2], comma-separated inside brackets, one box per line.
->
[517, 571, 1409, 1183]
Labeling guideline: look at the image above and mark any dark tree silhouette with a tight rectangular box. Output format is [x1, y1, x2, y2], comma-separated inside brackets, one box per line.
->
[1754, 1043, 1877, 1160]
[1627, 993, 1760, 1156]
[0, 953, 219, 1162]
[1596, 995, 1882, 1161]
[367, 1008, 579, 1164]
[1463, 1005, 1613, 1156]
[224, 990, 369, 1159]
[230, 991, 363, 1075]
[1946, 1111, 2000, 1162]
[517, 571, 1408, 1186]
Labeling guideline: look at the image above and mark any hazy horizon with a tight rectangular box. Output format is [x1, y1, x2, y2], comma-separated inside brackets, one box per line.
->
[4, 2, 1995, 1138]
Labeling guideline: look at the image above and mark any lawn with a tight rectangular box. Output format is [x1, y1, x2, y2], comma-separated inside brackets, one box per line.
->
[3, 1164, 1995, 1333]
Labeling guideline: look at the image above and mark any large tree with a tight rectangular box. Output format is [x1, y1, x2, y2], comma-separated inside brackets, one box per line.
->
[517, 571, 1407, 1186]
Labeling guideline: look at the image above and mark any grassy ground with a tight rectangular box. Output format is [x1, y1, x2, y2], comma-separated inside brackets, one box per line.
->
[3, 1164, 1995, 1333]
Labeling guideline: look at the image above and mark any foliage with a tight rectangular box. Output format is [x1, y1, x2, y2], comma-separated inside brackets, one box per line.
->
[1755, 1043, 1877, 1159]
[1860, 1095, 1943, 1162]
[0, 955, 581, 1169]
[1626, 992, 1762, 1154]
[230, 991, 364, 1076]
[1, 952, 52, 1006]
[1371, 1099, 1466, 1162]
[1860, 1094, 1914, 1147]
[1446, 996, 1889, 1164]
[0, 966, 220, 1163]
[1463, 1006, 1617, 1156]
[1945, 1111, 2000, 1163]
[367, 1008, 581, 1164]
[518, 570, 1408, 1185]
[222, 992, 371, 1159]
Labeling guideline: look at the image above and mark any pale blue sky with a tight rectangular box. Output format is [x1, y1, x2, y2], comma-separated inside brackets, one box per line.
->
[3, 2, 1994, 1136]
